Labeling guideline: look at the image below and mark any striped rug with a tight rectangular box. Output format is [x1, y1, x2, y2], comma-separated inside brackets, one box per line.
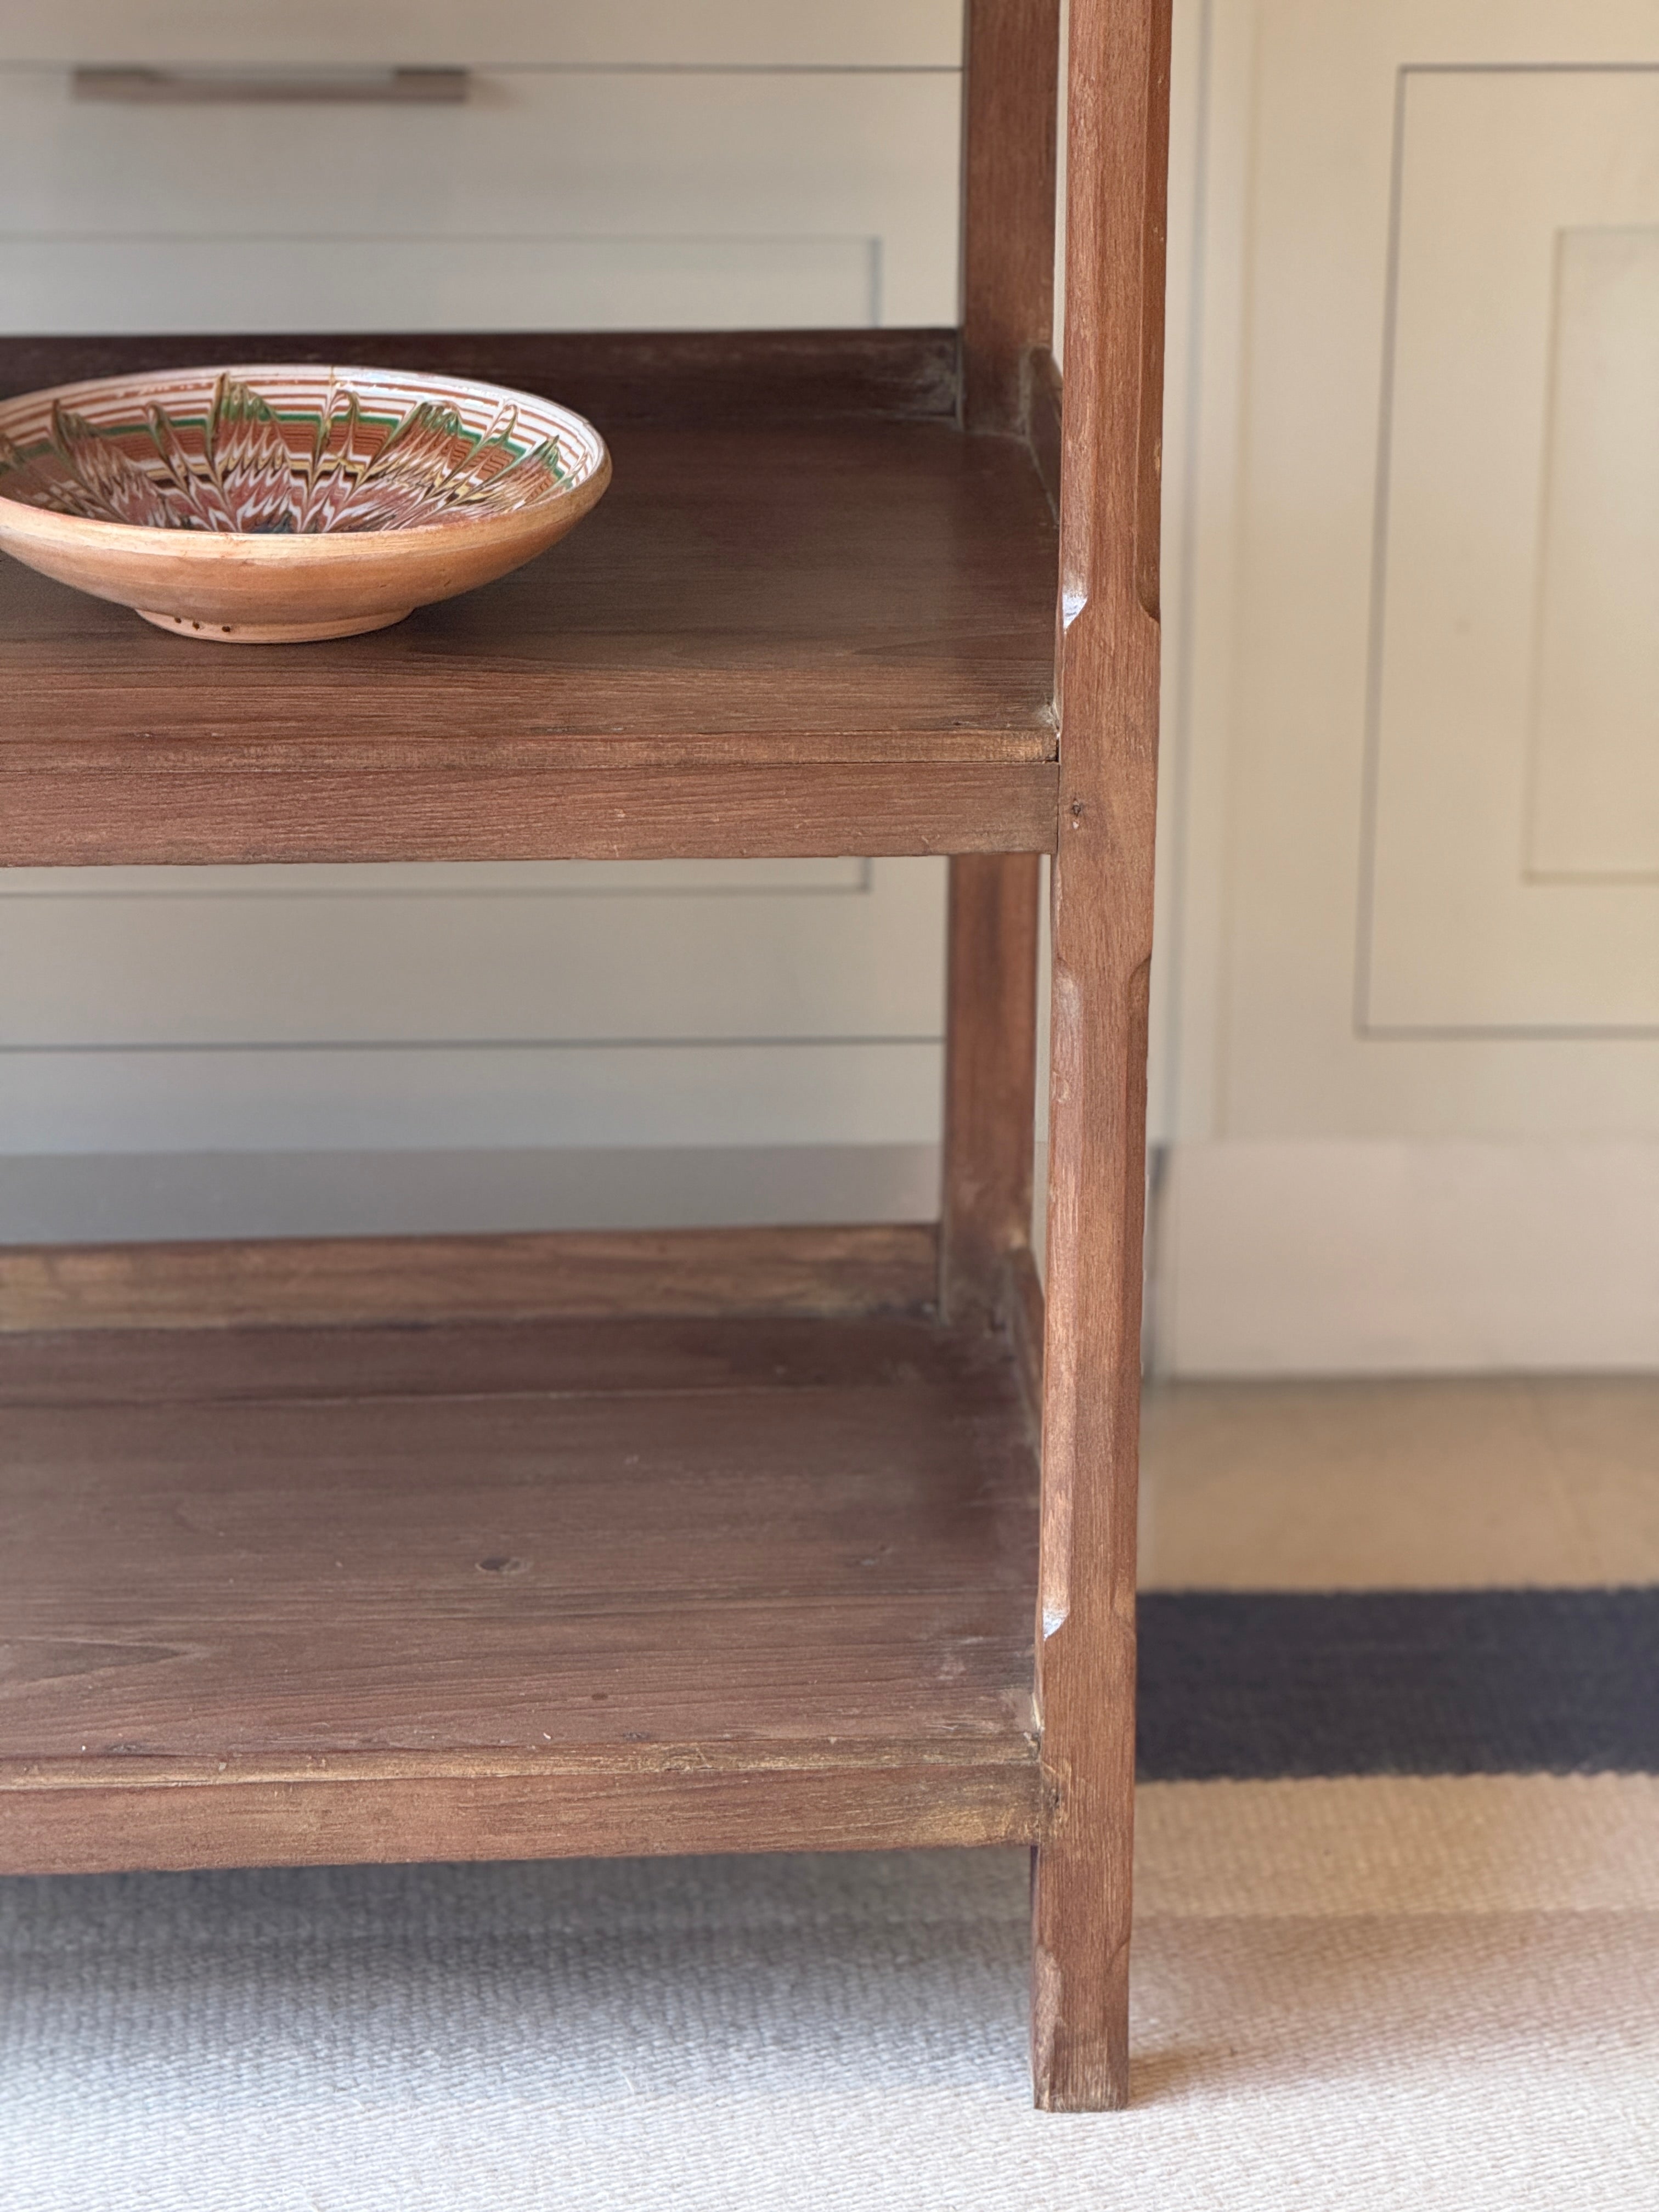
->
[3, 1376, 1655, 2210]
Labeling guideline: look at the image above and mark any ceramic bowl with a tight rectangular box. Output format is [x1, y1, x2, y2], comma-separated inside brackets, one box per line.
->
[0, 363, 610, 643]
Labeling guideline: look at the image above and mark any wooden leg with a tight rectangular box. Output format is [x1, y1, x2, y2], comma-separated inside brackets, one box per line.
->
[1029, 0, 1170, 2111]
[1029, 846, 1150, 2110]
[938, 852, 1042, 1325]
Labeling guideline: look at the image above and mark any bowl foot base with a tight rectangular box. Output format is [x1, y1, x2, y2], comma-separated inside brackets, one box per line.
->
[136, 608, 413, 645]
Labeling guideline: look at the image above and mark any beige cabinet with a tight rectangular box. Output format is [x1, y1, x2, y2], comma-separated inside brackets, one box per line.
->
[1154, 0, 1659, 1370]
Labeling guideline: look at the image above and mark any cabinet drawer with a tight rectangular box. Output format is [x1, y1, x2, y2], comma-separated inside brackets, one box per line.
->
[0, 67, 959, 330]
[0, 2, 963, 69]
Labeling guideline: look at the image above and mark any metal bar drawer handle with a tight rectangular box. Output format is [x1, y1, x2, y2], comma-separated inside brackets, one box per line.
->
[72, 67, 471, 104]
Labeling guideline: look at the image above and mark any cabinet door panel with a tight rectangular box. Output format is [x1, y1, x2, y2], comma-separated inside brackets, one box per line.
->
[1366, 67, 1659, 1032]
[1172, 2, 1659, 1147]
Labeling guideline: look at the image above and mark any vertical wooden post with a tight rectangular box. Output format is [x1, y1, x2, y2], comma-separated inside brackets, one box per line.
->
[1031, 0, 1172, 2113]
[939, 851, 1042, 1323]
[941, 0, 1062, 1326]
[960, 0, 1063, 435]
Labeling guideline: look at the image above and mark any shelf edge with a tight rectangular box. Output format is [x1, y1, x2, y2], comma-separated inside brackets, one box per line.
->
[0, 760, 1062, 867]
[0, 1746, 1046, 1874]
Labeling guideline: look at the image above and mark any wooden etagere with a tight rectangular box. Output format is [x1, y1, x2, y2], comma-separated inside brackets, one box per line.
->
[0, 0, 1170, 2112]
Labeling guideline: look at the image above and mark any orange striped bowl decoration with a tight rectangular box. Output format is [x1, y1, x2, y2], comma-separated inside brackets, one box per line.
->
[0, 364, 611, 642]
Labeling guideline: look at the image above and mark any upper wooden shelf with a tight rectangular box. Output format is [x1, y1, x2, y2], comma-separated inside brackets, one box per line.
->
[0, 331, 1060, 867]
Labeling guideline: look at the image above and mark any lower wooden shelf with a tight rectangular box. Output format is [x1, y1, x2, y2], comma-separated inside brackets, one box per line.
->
[0, 1230, 1044, 1875]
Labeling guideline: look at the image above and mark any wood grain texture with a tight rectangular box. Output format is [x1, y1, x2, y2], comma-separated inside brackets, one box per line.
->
[0, 329, 962, 427]
[1032, 0, 1171, 2112]
[939, 853, 1042, 1324]
[945, 0, 1058, 1355]
[0, 1310, 1041, 1875]
[0, 1761, 1043, 1877]
[0, 1223, 939, 1335]
[2, 414, 1060, 862]
[943, 0, 1056, 1342]
[0, 1310, 971, 1408]
[0, 758, 1060, 865]
[961, 0, 1063, 433]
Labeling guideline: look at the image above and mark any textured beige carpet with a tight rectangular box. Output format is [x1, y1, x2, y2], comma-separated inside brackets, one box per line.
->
[4, 1776, 1656, 2211]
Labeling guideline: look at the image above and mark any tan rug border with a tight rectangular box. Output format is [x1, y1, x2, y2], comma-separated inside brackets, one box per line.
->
[1137, 1773, 1659, 1918]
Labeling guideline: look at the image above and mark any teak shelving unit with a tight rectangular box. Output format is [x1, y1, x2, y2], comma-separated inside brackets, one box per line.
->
[0, 0, 1170, 2110]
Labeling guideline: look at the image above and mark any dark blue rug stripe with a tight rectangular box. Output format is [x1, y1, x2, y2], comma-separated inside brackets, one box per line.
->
[1136, 1588, 1659, 1780]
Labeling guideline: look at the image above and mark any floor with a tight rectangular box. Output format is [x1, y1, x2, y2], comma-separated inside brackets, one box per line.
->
[3, 1375, 1656, 2211]
[1141, 1374, 1659, 1588]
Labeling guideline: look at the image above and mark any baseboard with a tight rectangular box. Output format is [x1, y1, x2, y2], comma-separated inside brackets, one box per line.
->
[0, 1144, 942, 1248]
[1154, 1141, 1659, 1375]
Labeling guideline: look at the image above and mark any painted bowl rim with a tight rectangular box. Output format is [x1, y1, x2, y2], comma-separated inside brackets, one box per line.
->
[0, 362, 611, 552]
